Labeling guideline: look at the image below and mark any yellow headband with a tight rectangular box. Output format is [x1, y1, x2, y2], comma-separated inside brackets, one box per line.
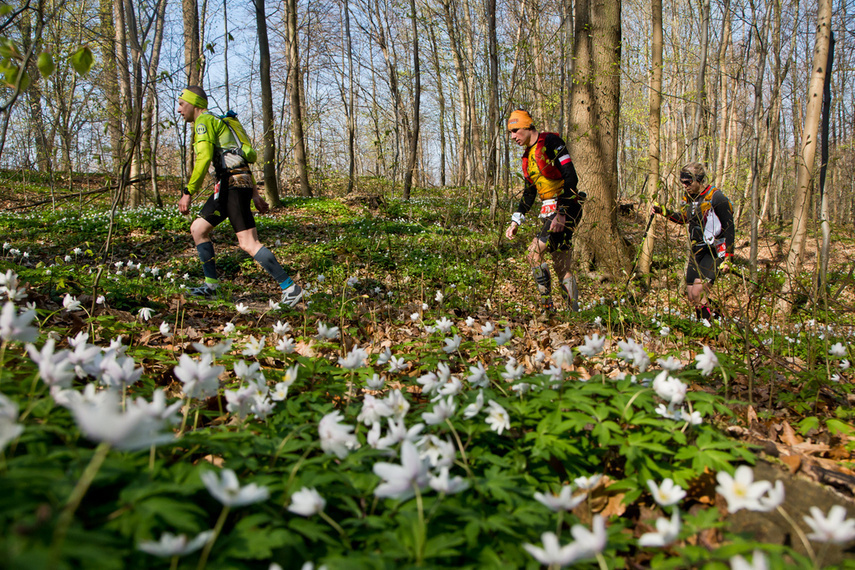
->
[179, 89, 207, 110]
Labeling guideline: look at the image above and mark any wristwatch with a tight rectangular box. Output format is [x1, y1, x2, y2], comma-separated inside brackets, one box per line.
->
[182, 187, 191, 196]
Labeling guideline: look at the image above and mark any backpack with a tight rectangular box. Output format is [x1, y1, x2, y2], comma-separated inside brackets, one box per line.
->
[219, 110, 257, 164]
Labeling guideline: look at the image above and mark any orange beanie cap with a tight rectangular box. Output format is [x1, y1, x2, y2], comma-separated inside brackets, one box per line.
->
[507, 109, 533, 131]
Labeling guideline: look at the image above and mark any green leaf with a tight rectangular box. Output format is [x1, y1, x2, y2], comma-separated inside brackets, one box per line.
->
[826, 418, 855, 437]
[0, 4, 13, 16]
[797, 416, 820, 435]
[69, 46, 93, 75]
[36, 52, 54, 77]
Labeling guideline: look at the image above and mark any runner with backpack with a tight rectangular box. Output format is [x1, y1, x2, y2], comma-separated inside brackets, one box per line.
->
[652, 162, 734, 321]
[176, 86, 303, 307]
[504, 109, 586, 314]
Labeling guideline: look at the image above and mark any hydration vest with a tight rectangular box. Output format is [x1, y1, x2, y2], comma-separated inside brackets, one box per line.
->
[219, 110, 257, 164]
[521, 132, 563, 185]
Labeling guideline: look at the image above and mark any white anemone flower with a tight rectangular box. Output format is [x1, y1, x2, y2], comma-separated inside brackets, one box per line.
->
[829, 342, 847, 357]
[574, 474, 603, 491]
[288, 487, 326, 517]
[242, 335, 266, 357]
[647, 478, 686, 507]
[638, 509, 681, 547]
[385, 389, 410, 420]
[273, 321, 292, 336]
[442, 335, 462, 354]
[201, 468, 270, 507]
[0, 301, 38, 343]
[376, 347, 392, 366]
[656, 356, 684, 371]
[552, 345, 574, 368]
[317, 322, 340, 340]
[729, 550, 769, 570]
[388, 355, 407, 373]
[495, 327, 513, 346]
[373, 440, 430, 500]
[715, 466, 773, 513]
[435, 317, 453, 334]
[66, 387, 174, 451]
[467, 362, 489, 388]
[0, 393, 24, 452]
[803, 505, 855, 544]
[578, 334, 605, 357]
[235, 303, 250, 315]
[137, 530, 215, 557]
[366, 374, 385, 390]
[485, 400, 510, 434]
[429, 466, 469, 495]
[318, 411, 358, 459]
[422, 396, 456, 425]
[462, 390, 484, 419]
[695, 345, 719, 376]
[524, 515, 607, 566]
[174, 354, 224, 400]
[616, 338, 650, 371]
[277, 336, 295, 354]
[534, 485, 587, 512]
[338, 346, 368, 370]
[501, 357, 525, 381]
[357, 394, 393, 426]
[62, 294, 82, 311]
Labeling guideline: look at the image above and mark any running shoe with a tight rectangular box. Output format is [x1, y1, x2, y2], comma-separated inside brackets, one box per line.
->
[280, 283, 303, 307]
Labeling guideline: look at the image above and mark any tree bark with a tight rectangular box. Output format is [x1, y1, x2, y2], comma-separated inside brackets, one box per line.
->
[182, 0, 202, 85]
[343, 0, 357, 193]
[428, 25, 446, 188]
[689, 0, 710, 158]
[777, 0, 832, 314]
[819, 32, 834, 292]
[402, 0, 420, 201]
[570, 0, 631, 279]
[638, 0, 663, 276]
[286, 0, 312, 196]
[255, 0, 281, 206]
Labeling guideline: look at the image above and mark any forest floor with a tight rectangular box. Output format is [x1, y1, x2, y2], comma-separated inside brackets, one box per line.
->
[3, 173, 855, 566]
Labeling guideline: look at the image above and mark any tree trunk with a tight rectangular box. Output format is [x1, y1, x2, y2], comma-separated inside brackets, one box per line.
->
[441, 0, 469, 186]
[141, 0, 167, 208]
[777, 0, 832, 314]
[747, 7, 771, 278]
[255, 0, 281, 206]
[638, 0, 663, 276]
[819, 32, 834, 292]
[570, 0, 631, 279]
[428, 25, 446, 188]
[286, 0, 312, 196]
[486, 0, 500, 218]
[343, 0, 357, 193]
[182, 0, 202, 85]
[689, 0, 710, 157]
[402, 0, 420, 201]
[98, 0, 123, 172]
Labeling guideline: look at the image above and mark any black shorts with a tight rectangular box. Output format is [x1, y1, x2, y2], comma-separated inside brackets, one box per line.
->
[536, 200, 582, 253]
[686, 248, 719, 284]
[198, 181, 256, 233]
